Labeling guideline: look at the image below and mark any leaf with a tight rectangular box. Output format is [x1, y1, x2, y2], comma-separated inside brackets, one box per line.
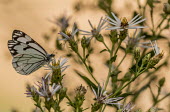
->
[119, 92, 133, 98]
[100, 49, 108, 53]
[159, 77, 165, 87]
[86, 54, 90, 59]
[74, 70, 97, 90]
[110, 55, 117, 63]
[89, 65, 93, 73]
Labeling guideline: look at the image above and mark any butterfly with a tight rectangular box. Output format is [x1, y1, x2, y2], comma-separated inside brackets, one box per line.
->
[8, 30, 55, 75]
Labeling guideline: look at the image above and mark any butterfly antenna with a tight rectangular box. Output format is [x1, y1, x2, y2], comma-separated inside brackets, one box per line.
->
[52, 49, 58, 55]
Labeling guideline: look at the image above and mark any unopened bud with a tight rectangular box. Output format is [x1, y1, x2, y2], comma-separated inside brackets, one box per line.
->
[119, 29, 127, 40]
[142, 53, 151, 65]
[91, 102, 102, 112]
[163, 3, 170, 14]
[95, 34, 103, 42]
[81, 36, 89, 48]
[147, 52, 163, 68]
[69, 40, 78, 52]
[109, 30, 118, 43]
[134, 48, 140, 61]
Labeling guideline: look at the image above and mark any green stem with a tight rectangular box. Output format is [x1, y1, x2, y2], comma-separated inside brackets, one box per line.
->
[115, 52, 127, 70]
[83, 48, 86, 59]
[104, 40, 122, 90]
[111, 68, 147, 97]
[102, 41, 110, 52]
[101, 105, 106, 112]
[76, 52, 99, 85]
[66, 94, 73, 105]
[104, 44, 114, 90]
[37, 106, 44, 112]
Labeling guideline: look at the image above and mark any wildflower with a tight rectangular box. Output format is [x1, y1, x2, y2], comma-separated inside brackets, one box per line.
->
[91, 84, 123, 105]
[25, 77, 61, 101]
[25, 85, 37, 97]
[35, 77, 61, 101]
[75, 85, 87, 97]
[118, 102, 135, 112]
[49, 15, 70, 31]
[150, 40, 161, 56]
[106, 12, 146, 30]
[73, 85, 87, 108]
[44, 57, 69, 79]
[59, 24, 79, 52]
[59, 23, 78, 41]
[124, 29, 150, 50]
[79, 17, 107, 41]
[147, 41, 163, 68]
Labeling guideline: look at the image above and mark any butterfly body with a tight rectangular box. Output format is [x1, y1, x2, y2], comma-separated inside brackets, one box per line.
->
[8, 30, 55, 75]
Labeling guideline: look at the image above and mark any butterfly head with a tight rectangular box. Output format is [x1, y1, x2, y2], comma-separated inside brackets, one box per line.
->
[47, 54, 55, 61]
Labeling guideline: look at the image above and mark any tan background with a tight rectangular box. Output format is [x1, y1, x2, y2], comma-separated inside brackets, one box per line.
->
[0, 0, 170, 112]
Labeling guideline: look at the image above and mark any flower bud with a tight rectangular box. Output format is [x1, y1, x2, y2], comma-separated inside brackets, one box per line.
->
[134, 48, 140, 61]
[109, 30, 118, 43]
[81, 36, 89, 48]
[147, 52, 163, 68]
[119, 29, 127, 41]
[95, 34, 103, 42]
[142, 53, 151, 66]
[163, 3, 170, 14]
[69, 40, 78, 52]
[91, 102, 102, 112]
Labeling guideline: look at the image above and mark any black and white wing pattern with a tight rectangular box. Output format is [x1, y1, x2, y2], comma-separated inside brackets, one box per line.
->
[8, 30, 55, 75]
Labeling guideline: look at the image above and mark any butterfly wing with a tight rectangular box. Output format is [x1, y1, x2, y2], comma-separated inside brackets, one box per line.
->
[8, 30, 49, 75]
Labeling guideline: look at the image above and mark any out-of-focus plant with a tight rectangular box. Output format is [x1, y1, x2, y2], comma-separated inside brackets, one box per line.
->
[21, 0, 170, 112]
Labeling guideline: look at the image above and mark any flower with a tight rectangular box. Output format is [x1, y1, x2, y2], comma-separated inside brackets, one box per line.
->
[91, 84, 123, 105]
[106, 12, 146, 30]
[150, 40, 161, 56]
[75, 85, 87, 97]
[25, 86, 37, 97]
[59, 23, 78, 41]
[44, 57, 69, 78]
[124, 29, 150, 49]
[146, 41, 163, 68]
[121, 102, 135, 112]
[49, 15, 70, 31]
[34, 77, 61, 101]
[79, 17, 107, 40]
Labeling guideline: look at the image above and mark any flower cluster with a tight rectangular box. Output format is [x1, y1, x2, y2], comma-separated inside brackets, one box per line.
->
[23, 9, 166, 112]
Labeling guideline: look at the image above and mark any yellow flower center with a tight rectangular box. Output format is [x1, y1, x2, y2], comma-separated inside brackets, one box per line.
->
[65, 31, 72, 37]
[121, 17, 129, 28]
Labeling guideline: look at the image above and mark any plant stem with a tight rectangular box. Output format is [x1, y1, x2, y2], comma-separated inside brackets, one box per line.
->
[104, 40, 122, 90]
[110, 68, 147, 97]
[102, 41, 110, 52]
[76, 52, 99, 85]
[115, 52, 127, 70]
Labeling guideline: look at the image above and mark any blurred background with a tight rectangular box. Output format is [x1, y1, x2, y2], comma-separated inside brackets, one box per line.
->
[0, 0, 170, 111]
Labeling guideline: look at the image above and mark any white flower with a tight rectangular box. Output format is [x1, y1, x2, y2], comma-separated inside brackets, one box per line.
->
[106, 12, 146, 30]
[59, 23, 78, 40]
[150, 40, 160, 56]
[79, 17, 107, 40]
[25, 76, 61, 101]
[120, 102, 135, 112]
[91, 84, 123, 105]
[44, 57, 69, 78]
[124, 29, 150, 49]
[35, 77, 61, 100]
[25, 86, 37, 97]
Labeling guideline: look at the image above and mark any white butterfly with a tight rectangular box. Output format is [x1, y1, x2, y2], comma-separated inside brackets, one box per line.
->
[8, 30, 55, 75]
